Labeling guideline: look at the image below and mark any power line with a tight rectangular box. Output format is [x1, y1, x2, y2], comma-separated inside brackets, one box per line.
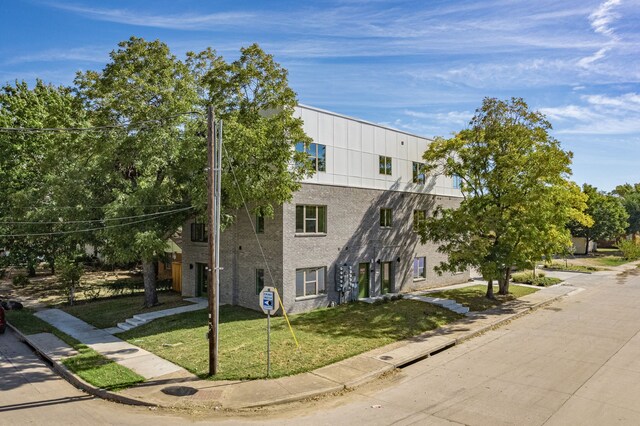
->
[0, 206, 194, 225]
[0, 207, 193, 237]
[3, 203, 192, 210]
[0, 111, 203, 133]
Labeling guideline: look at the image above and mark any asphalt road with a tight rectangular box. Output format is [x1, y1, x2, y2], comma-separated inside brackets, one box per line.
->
[2, 267, 640, 425]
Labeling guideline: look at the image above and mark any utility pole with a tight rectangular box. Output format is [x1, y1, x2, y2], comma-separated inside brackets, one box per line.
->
[207, 105, 219, 376]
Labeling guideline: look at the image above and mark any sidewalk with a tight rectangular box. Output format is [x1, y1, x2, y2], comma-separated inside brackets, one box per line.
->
[34, 309, 193, 380]
[16, 277, 592, 410]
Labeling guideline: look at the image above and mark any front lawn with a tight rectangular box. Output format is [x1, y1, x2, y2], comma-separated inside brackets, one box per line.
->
[119, 300, 462, 380]
[59, 291, 192, 329]
[544, 263, 601, 273]
[425, 284, 539, 312]
[7, 310, 144, 390]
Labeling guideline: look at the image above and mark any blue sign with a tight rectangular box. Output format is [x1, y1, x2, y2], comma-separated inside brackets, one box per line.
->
[262, 291, 274, 311]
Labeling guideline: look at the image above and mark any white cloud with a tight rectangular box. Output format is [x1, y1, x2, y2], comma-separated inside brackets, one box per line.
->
[589, 0, 622, 38]
[46, 3, 255, 30]
[541, 92, 640, 135]
[4, 47, 106, 65]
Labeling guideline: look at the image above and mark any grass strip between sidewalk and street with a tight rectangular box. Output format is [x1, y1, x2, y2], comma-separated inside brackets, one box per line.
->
[425, 284, 539, 312]
[119, 300, 462, 381]
[6, 310, 144, 391]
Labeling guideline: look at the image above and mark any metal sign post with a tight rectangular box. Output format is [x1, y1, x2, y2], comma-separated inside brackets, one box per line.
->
[259, 286, 280, 377]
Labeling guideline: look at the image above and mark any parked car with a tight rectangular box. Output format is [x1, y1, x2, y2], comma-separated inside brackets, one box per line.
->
[0, 305, 6, 334]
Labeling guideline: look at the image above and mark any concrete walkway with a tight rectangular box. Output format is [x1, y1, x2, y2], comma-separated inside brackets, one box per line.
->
[34, 309, 192, 380]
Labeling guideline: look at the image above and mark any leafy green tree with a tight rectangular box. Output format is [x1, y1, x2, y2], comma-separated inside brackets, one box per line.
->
[0, 80, 89, 275]
[75, 38, 313, 307]
[613, 183, 640, 236]
[568, 184, 628, 253]
[75, 37, 202, 307]
[420, 97, 591, 298]
[57, 256, 84, 305]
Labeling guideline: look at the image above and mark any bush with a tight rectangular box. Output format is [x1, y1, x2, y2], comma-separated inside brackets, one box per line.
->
[511, 271, 545, 284]
[530, 277, 562, 287]
[618, 240, 640, 261]
[12, 274, 29, 286]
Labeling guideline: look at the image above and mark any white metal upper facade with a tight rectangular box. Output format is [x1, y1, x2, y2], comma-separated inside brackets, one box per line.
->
[294, 104, 463, 198]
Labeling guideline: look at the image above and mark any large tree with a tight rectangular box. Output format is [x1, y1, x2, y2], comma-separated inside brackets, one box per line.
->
[0, 80, 89, 275]
[613, 183, 640, 236]
[568, 184, 628, 253]
[75, 38, 312, 307]
[419, 97, 590, 298]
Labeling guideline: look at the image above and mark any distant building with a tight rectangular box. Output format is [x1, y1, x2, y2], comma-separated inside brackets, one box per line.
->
[181, 105, 469, 313]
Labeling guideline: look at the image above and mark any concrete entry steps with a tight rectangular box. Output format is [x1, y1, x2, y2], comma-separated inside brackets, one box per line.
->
[361, 293, 470, 315]
[109, 297, 208, 334]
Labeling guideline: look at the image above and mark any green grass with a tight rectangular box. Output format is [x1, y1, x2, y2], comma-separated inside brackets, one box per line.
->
[543, 263, 601, 273]
[59, 291, 191, 329]
[425, 284, 539, 312]
[119, 300, 462, 380]
[596, 256, 632, 267]
[7, 310, 144, 391]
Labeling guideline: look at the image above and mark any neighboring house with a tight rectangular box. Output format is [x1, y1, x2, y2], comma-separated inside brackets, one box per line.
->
[571, 237, 597, 255]
[181, 105, 469, 313]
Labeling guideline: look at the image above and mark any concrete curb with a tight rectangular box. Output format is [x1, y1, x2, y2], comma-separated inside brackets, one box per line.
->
[8, 284, 576, 410]
[7, 322, 156, 407]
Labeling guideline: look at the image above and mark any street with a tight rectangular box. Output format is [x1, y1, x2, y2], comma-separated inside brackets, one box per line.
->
[2, 268, 640, 425]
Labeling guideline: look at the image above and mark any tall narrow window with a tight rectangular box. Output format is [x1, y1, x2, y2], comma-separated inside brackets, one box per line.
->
[380, 208, 392, 228]
[255, 269, 265, 294]
[295, 205, 327, 234]
[413, 162, 426, 184]
[379, 156, 392, 175]
[256, 213, 264, 234]
[296, 142, 326, 172]
[413, 257, 426, 279]
[295, 267, 327, 297]
[453, 174, 462, 189]
[413, 210, 427, 231]
[190, 220, 208, 242]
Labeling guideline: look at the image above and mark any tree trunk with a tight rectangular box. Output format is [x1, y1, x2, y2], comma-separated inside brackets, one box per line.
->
[49, 258, 55, 275]
[142, 259, 158, 308]
[486, 278, 495, 299]
[69, 282, 75, 306]
[498, 268, 511, 295]
[27, 262, 36, 277]
[585, 237, 590, 255]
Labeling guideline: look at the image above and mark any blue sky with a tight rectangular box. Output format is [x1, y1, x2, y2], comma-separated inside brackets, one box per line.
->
[1, 0, 639, 191]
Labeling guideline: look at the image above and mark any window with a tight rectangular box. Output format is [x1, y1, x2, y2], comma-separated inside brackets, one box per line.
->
[379, 156, 392, 175]
[413, 162, 426, 184]
[413, 257, 426, 280]
[296, 267, 326, 298]
[190, 220, 208, 242]
[413, 210, 427, 231]
[296, 142, 326, 172]
[296, 205, 327, 234]
[380, 208, 392, 228]
[256, 213, 264, 234]
[255, 269, 265, 294]
[453, 174, 462, 189]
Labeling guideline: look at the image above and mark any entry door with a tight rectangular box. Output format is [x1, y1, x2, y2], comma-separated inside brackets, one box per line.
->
[358, 263, 370, 298]
[196, 262, 208, 297]
[381, 262, 393, 294]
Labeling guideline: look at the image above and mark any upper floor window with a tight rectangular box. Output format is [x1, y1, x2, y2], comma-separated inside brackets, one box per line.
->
[190, 220, 208, 242]
[296, 267, 326, 298]
[296, 205, 327, 234]
[256, 213, 265, 234]
[413, 210, 427, 232]
[379, 156, 392, 175]
[453, 174, 462, 189]
[296, 142, 326, 172]
[413, 162, 426, 184]
[380, 208, 392, 228]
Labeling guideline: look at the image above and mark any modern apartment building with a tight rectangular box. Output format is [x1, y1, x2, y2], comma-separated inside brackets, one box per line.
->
[181, 105, 469, 313]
